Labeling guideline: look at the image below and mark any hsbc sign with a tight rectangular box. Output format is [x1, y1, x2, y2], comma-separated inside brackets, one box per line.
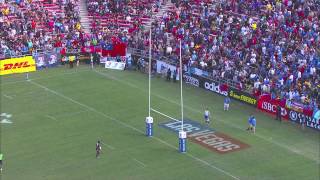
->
[257, 94, 289, 120]
[261, 102, 287, 116]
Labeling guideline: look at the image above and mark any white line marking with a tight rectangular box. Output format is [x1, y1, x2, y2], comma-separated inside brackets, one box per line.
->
[1, 68, 90, 85]
[94, 70, 320, 164]
[151, 108, 181, 122]
[133, 158, 147, 168]
[101, 142, 115, 150]
[3, 94, 13, 99]
[46, 115, 57, 120]
[29, 80, 240, 180]
[55, 110, 88, 118]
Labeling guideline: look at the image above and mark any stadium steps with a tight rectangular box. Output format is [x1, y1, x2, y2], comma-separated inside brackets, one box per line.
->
[79, 0, 91, 33]
[144, 1, 174, 31]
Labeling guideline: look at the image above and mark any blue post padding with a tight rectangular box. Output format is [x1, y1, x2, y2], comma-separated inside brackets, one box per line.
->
[179, 138, 186, 152]
[146, 122, 153, 136]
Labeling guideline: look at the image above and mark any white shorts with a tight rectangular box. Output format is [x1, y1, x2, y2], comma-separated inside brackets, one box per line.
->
[224, 103, 229, 109]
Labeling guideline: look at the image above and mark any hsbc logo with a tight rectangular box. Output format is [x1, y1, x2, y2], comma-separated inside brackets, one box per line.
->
[204, 82, 228, 96]
[262, 102, 287, 116]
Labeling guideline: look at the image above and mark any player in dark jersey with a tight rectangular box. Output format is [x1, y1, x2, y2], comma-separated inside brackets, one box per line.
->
[96, 141, 102, 158]
[0, 153, 3, 173]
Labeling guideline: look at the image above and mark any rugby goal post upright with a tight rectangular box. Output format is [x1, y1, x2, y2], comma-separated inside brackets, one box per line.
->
[178, 39, 186, 153]
[145, 29, 153, 137]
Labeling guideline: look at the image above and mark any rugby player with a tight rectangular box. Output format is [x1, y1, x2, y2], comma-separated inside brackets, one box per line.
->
[96, 141, 102, 158]
[246, 115, 256, 134]
[0, 153, 3, 172]
[204, 108, 210, 125]
[224, 96, 231, 111]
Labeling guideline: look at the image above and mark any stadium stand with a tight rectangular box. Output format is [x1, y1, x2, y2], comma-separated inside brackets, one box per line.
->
[0, 0, 83, 57]
[0, 0, 319, 110]
[130, 0, 319, 109]
[86, 0, 161, 33]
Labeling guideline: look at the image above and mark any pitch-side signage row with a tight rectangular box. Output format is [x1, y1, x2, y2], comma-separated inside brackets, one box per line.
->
[257, 94, 319, 130]
[183, 73, 257, 106]
[182, 73, 319, 130]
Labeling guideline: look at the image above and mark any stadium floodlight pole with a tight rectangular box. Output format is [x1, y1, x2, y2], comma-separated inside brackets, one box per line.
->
[145, 28, 153, 137]
[178, 39, 186, 153]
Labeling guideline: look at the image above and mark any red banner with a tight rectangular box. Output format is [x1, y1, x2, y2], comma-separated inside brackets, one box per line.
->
[95, 43, 127, 57]
[257, 94, 289, 120]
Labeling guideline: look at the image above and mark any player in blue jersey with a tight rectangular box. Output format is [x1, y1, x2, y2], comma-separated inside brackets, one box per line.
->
[246, 115, 256, 133]
[204, 108, 210, 125]
[224, 96, 231, 111]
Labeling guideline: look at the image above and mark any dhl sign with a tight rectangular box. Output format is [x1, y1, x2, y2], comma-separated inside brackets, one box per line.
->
[0, 56, 36, 75]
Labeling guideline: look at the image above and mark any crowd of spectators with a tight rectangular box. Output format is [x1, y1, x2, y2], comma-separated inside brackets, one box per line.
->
[0, 0, 319, 110]
[0, 0, 84, 58]
[130, 0, 320, 110]
[87, 0, 160, 34]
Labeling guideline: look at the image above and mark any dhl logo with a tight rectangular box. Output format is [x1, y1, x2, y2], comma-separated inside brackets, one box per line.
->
[3, 61, 32, 70]
[0, 56, 36, 75]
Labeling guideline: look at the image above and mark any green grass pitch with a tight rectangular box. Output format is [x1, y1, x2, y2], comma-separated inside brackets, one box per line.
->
[0, 66, 319, 180]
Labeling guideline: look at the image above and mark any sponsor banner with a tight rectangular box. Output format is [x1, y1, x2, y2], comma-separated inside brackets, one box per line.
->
[289, 110, 320, 130]
[34, 54, 47, 69]
[100, 56, 127, 63]
[229, 88, 257, 106]
[199, 75, 229, 96]
[46, 52, 59, 67]
[159, 119, 250, 154]
[192, 68, 209, 77]
[182, 74, 229, 97]
[286, 100, 313, 117]
[105, 61, 126, 70]
[289, 101, 304, 113]
[0, 56, 36, 75]
[156, 60, 179, 80]
[183, 74, 199, 87]
[34, 52, 59, 69]
[257, 94, 289, 120]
